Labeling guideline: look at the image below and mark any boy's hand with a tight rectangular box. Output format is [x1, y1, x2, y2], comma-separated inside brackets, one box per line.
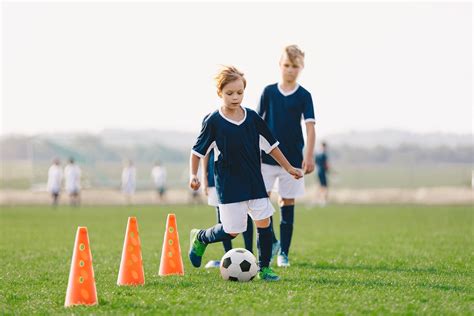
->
[302, 157, 315, 174]
[288, 167, 303, 180]
[189, 175, 201, 190]
[203, 185, 209, 196]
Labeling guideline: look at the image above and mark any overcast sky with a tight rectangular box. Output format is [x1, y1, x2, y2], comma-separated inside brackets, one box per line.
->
[2, 1, 472, 137]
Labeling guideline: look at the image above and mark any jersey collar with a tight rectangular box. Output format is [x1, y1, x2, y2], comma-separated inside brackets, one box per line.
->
[218, 106, 247, 126]
[277, 82, 300, 97]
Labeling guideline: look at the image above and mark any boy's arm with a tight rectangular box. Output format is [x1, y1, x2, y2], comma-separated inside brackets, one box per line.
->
[189, 153, 201, 190]
[302, 122, 316, 174]
[269, 147, 303, 179]
[201, 154, 210, 195]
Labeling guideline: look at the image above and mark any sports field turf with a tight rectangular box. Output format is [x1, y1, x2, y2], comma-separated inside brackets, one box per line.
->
[0, 204, 472, 314]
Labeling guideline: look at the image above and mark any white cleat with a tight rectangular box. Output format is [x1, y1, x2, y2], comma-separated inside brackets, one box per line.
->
[204, 260, 220, 268]
[277, 253, 290, 267]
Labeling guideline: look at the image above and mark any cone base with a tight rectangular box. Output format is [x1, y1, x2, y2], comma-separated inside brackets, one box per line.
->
[159, 272, 185, 276]
[117, 281, 145, 286]
[65, 301, 98, 308]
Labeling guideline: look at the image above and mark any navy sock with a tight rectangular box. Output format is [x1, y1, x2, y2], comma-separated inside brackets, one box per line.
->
[270, 216, 278, 243]
[280, 205, 294, 255]
[197, 223, 235, 245]
[257, 225, 272, 268]
[242, 215, 253, 253]
[216, 207, 233, 252]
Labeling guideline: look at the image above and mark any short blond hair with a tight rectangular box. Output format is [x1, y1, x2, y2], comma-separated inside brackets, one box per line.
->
[214, 65, 247, 95]
[282, 45, 305, 67]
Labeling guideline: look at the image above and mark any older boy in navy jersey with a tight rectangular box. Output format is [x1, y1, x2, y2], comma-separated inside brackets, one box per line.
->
[189, 66, 302, 281]
[257, 45, 316, 267]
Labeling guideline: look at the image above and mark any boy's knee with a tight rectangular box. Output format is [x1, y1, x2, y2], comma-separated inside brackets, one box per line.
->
[254, 217, 271, 228]
[279, 198, 295, 207]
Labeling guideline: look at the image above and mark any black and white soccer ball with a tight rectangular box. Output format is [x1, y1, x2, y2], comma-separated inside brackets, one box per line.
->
[219, 248, 258, 282]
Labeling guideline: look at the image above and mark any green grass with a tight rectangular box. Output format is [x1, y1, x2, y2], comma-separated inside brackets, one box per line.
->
[0, 204, 472, 315]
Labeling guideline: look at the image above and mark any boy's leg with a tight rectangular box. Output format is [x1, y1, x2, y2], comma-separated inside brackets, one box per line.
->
[279, 199, 295, 258]
[189, 224, 236, 268]
[242, 215, 253, 253]
[216, 206, 233, 253]
[255, 217, 280, 281]
[268, 215, 281, 264]
[269, 215, 278, 243]
[248, 198, 279, 281]
[276, 166, 304, 267]
[255, 218, 272, 268]
[261, 163, 280, 247]
[189, 201, 247, 268]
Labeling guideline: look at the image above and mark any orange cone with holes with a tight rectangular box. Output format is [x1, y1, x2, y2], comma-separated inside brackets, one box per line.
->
[159, 213, 184, 276]
[64, 227, 98, 307]
[117, 216, 145, 285]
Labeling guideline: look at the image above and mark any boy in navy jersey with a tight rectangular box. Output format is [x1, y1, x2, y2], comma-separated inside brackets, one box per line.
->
[202, 123, 254, 269]
[257, 45, 316, 267]
[189, 66, 302, 281]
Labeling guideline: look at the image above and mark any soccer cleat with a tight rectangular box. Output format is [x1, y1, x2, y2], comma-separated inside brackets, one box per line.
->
[269, 240, 280, 265]
[258, 267, 280, 281]
[204, 260, 221, 269]
[277, 252, 290, 267]
[189, 229, 207, 268]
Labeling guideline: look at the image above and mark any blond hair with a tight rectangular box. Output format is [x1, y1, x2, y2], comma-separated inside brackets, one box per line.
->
[215, 65, 247, 95]
[282, 45, 305, 67]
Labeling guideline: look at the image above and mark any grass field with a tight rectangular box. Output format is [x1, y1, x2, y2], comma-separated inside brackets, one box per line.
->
[0, 204, 472, 314]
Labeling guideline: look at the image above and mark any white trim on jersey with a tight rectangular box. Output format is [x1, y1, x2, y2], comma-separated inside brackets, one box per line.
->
[218, 106, 247, 126]
[259, 135, 280, 154]
[304, 118, 316, 124]
[191, 141, 216, 158]
[277, 83, 300, 97]
[213, 146, 221, 161]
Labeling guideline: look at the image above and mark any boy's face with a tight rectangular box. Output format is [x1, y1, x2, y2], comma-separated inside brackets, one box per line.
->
[280, 55, 303, 83]
[219, 79, 245, 110]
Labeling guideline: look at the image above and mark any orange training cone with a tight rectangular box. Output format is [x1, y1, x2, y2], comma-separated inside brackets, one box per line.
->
[117, 216, 145, 285]
[159, 213, 184, 276]
[64, 227, 98, 307]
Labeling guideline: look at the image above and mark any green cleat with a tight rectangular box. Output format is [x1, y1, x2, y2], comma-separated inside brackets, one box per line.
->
[258, 267, 280, 281]
[189, 229, 207, 268]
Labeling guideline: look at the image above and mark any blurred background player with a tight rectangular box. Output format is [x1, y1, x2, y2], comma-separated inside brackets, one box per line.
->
[257, 45, 316, 268]
[47, 158, 63, 207]
[64, 157, 81, 207]
[121, 159, 136, 205]
[202, 134, 254, 269]
[315, 142, 330, 206]
[188, 66, 303, 281]
[151, 161, 167, 203]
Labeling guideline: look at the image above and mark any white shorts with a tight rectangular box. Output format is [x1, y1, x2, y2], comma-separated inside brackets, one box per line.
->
[261, 163, 305, 199]
[219, 198, 275, 234]
[207, 187, 219, 207]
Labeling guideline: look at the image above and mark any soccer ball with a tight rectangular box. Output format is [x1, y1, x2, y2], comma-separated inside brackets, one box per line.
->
[219, 248, 258, 282]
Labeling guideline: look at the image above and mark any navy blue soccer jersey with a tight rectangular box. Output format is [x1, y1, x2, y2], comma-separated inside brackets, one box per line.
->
[206, 150, 215, 188]
[257, 83, 315, 168]
[192, 107, 279, 204]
